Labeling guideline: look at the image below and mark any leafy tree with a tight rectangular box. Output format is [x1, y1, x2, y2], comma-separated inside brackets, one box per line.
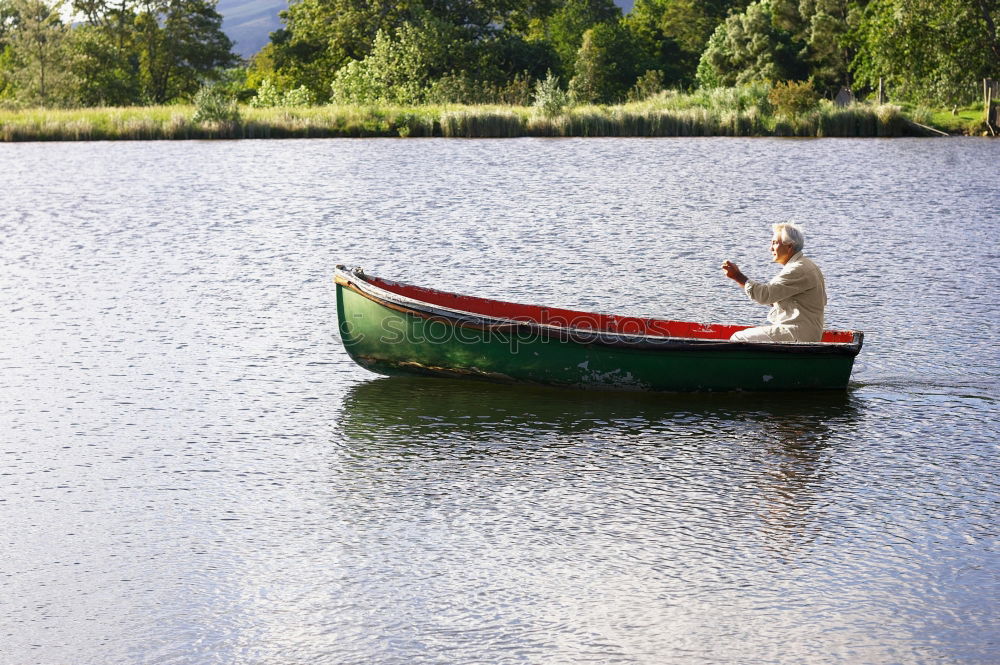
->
[626, 0, 750, 84]
[850, 0, 1000, 105]
[249, 76, 282, 106]
[330, 15, 466, 104]
[273, 0, 542, 98]
[282, 84, 316, 106]
[70, 0, 235, 105]
[770, 0, 853, 94]
[70, 23, 141, 105]
[267, 0, 406, 99]
[473, 29, 559, 86]
[1, 0, 77, 106]
[567, 27, 603, 101]
[244, 43, 294, 97]
[326, 5, 559, 104]
[1, 1, 17, 101]
[696, 0, 807, 87]
[527, 0, 621, 75]
[138, 0, 236, 103]
[569, 20, 649, 102]
[0, 48, 11, 103]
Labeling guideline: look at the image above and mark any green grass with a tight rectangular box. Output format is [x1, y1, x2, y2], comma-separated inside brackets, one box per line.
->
[926, 107, 989, 135]
[0, 95, 981, 141]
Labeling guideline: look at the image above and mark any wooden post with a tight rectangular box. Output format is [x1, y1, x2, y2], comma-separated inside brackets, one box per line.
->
[878, 78, 884, 105]
[987, 82, 996, 137]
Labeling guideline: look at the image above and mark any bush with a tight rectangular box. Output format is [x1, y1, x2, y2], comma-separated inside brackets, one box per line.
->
[627, 70, 665, 103]
[495, 73, 534, 106]
[192, 85, 240, 124]
[426, 72, 536, 106]
[646, 82, 773, 115]
[249, 80, 316, 108]
[533, 71, 570, 118]
[426, 73, 488, 104]
[250, 78, 283, 108]
[768, 80, 818, 120]
[282, 85, 316, 107]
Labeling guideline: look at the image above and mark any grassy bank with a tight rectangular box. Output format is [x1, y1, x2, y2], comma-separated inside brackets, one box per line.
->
[0, 96, 982, 142]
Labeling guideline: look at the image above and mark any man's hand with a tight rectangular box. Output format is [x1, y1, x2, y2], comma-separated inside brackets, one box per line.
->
[722, 260, 748, 286]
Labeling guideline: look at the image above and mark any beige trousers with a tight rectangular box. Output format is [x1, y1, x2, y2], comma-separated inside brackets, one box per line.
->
[730, 325, 799, 342]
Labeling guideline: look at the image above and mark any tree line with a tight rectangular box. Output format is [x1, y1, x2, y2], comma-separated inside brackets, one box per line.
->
[1, 0, 997, 109]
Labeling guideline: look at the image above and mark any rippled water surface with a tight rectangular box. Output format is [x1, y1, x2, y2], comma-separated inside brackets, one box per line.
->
[2, 137, 998, 665]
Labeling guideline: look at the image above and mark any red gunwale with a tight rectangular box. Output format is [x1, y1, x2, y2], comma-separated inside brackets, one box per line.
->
[364, 275, 856, 344]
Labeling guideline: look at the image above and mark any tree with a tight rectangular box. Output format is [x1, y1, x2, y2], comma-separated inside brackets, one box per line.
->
[850, 0, 1000, 105]
[322, 1, 565, 104]
[568, 26, 604, 101]
[272, 0, 539, 99]
[267, 0, 407, 99]
[1, 0, 77, 106]
[138, 0, 236, 103]
[70, 22, 141, 105]
[770, 0, 853, 94]
[627, 0, 750, 85]
[69, 0, 235, 105]
[526, 0, 621, 75]
[473, 29, 559, 85]
[569, 19, 649, 102]
[1, 0, 19, 101]
[696, 0, 807, 87]
[264, 0, 644, 102]
[330, 15, 467, 104]
[70, 0, 142, 105]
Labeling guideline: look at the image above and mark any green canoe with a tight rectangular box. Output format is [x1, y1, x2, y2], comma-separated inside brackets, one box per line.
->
[335, 265, 863, 392]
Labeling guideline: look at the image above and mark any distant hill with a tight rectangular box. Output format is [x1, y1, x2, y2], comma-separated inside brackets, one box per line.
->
[216, 0, 284, 58]
[219, 0, 635, 59]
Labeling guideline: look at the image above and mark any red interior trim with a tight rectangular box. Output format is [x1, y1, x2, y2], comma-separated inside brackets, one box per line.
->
[366, 276, 855, 343]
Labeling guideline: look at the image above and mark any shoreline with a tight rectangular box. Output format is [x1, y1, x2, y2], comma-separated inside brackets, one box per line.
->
[0, 104, 986, 142]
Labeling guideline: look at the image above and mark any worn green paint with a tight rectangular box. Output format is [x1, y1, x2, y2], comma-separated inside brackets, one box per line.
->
[337, 284, 858, 392]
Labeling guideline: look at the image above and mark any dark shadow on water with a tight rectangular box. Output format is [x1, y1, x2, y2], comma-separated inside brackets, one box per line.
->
[334, 376, 867, 551]
[335, 375, 863, 452]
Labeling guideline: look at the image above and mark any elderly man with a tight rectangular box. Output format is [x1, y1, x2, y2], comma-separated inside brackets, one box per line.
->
[721, 223, 827, 342]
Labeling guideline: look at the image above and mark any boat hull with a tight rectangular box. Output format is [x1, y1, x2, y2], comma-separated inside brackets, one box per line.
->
[336, 281, 859, 392]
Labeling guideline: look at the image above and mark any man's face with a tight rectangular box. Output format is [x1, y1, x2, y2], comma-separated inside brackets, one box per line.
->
[771, 235, 794, 264]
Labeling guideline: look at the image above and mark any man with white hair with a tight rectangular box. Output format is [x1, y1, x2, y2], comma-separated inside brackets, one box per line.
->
[721, 223, 827, 342]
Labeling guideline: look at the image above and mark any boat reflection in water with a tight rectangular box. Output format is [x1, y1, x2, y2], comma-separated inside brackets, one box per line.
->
[335, 376, 862, 550]
[336, 375, 860, 447]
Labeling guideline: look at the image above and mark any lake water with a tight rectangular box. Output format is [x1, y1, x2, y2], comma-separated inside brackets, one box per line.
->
[1, 137, 998, 665]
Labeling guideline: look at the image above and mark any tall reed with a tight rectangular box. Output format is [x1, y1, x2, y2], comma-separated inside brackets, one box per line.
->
[440, 110, 523, 137]
[0, 97, 923, 141]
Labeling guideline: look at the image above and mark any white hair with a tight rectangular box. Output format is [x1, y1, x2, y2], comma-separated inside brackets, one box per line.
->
[772, 222, 805, 252]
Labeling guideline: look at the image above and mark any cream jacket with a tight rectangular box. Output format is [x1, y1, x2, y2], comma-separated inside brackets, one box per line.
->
[744, 252, 827, 342]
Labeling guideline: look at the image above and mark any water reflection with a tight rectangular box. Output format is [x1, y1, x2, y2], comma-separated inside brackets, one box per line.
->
[336, 376, 860, 448]
[335, 376, 864, 563]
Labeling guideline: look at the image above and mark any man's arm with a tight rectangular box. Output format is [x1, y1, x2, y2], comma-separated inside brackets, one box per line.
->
[721, 260, 747, 286]
[744, 265, 814, 305]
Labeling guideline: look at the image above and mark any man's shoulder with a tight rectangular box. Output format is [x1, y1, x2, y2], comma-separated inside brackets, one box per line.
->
[786, 253, 821, 270]
[779, 253, 823, 279]
[800, 254, 823, 273]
